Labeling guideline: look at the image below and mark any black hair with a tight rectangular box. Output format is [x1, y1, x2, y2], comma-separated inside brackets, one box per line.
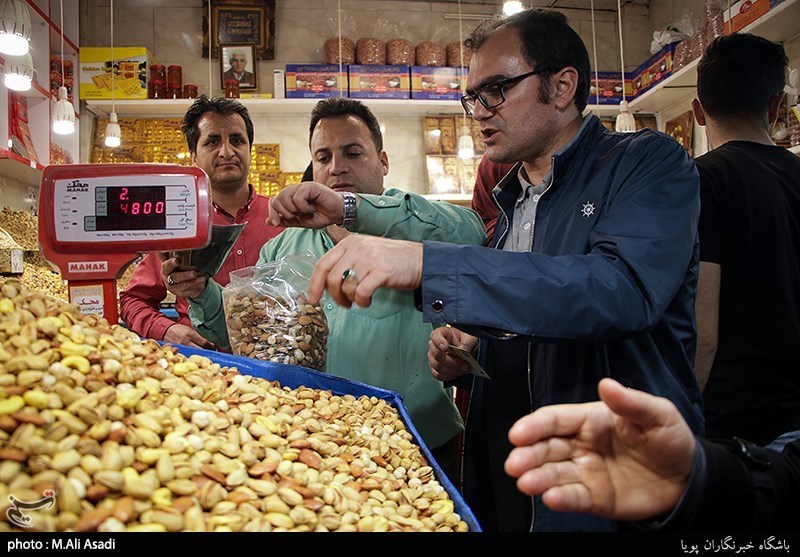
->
[301, 162, 314, 182]
[465, 9, 591, 112]
[697, 33, 787, 123]
[308, 97, 383, 152]
[181, 94, 255, 153]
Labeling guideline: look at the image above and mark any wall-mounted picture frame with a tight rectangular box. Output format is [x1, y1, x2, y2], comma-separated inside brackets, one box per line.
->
[203, 0, 276, 61]
[665, 110, 694, 156]
[220, 44, 258, 90]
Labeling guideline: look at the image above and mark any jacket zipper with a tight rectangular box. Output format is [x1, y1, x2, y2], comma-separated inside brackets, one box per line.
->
[458, 374, 475, 495]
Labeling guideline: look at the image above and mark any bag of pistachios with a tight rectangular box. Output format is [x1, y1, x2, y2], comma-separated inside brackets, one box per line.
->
[221, 251, 328, 371]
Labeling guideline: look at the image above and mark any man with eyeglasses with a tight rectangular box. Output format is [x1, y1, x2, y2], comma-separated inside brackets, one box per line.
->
[295, 9, 704, 532]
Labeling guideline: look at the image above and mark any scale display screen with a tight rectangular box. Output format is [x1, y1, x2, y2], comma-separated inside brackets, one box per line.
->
[39, 164, 211, 254]
[97, 186, 167, 231]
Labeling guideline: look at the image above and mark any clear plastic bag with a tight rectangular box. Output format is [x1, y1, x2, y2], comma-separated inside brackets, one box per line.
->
[357, 17, 393, 65]
[385, 20, 414, 65]
[446, 41, 471, 68]
[323, 12, 357, 64]
[222, 252, 328, 371]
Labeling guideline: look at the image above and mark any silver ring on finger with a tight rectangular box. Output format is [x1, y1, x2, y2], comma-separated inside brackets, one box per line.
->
[167, 275, 175, 286]
[342, 268, 359, 284]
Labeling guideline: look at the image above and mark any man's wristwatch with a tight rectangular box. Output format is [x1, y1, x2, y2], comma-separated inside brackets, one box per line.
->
[341, 191, 358, 230]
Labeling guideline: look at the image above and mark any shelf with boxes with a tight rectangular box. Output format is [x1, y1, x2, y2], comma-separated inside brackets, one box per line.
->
[628, 0, 799, 115]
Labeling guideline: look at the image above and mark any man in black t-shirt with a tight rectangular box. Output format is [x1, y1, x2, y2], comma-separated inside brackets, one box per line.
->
[692, 33, 800, 449]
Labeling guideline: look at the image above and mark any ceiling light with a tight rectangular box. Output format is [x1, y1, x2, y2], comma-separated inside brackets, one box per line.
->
[104, 112, 121, 148]
[0, 0, 31, 56]
[52, 0, 74, 135]
[457, 124, 474, 159]
[3, 51, 33, 91]
[503, 1, 524, 17]
[52, 86, 75, 135]
[614, 0, 635, 133]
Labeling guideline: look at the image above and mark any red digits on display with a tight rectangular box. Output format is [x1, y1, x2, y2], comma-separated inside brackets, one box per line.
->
[120, 203, 128, 214]
[155, 201, 165, 214]
[120, 187, 129, 201]
[131, 203, 140, 215]
[143, 202, 152, 214]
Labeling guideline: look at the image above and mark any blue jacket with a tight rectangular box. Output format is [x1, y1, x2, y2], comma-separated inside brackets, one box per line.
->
[420, 114, 704, 531]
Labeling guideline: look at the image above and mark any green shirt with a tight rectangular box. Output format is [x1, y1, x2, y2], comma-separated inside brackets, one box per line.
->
[189, 188, 486, 448]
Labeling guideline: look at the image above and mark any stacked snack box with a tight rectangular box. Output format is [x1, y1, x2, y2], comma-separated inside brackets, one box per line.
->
[348, 65, 410, 99]
[80, 47, 151, 100]
[285, 64, 347, 98]
[589, 72, 633, 105]
[411, 67, 467, 101]
[630, 43, 677, 98]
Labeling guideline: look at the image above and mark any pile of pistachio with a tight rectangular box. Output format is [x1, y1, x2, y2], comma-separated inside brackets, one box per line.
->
[0, 279, 467, 532]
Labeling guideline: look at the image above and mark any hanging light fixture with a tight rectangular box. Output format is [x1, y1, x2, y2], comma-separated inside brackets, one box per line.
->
[614, 0, 635, 133]
[52, 0, 74, 135]
[104, 0, 120, 147]
[0, 0, 31, 56]
[456, 0, 474, 160]
[502, 1, 524, 17]
[3, 51, 33, 91]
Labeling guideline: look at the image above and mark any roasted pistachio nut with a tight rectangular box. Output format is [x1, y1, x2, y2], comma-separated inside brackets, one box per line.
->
[0, 279, 468, 532]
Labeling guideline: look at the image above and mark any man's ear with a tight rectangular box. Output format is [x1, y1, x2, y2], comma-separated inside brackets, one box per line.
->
[380, 150, 389, 176]
[190, 151, 197, 166]
[692, 98, 706, 126]
[553, 66, 579, 111]
[768, 92, 785, 127]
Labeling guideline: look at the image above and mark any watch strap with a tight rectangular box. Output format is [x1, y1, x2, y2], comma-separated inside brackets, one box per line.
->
[342, 191, 357, 230]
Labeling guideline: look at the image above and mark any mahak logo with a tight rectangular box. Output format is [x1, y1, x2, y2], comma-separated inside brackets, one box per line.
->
[6, 490, 56, 528]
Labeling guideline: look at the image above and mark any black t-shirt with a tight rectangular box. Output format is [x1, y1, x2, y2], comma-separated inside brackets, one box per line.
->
[697, 141, 800, 445]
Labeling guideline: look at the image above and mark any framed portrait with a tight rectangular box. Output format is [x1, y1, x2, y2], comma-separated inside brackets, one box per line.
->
[220, 44, 258, 90]
[665, 110, 694, 156]
[203, 0, 276, 61]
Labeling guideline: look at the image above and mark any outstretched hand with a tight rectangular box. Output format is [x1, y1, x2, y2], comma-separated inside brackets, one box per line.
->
[504, 378, 696, 521]
[268, 182, 346, 229]
[308, 235, 423, 308]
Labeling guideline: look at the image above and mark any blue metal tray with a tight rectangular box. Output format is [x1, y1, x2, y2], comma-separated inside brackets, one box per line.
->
[172, 345, 482, 532]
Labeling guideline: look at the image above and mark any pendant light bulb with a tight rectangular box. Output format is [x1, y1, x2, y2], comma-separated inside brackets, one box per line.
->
[613, 0, 635, 133]
[104, 112, 121, 148]
[457, 124, 474, 159]
[52, 86, 75, 135]
[502, 1, 524, 16]
[615, 100, 637, 133]
[3, 51, 33, 91]
[0, 0, 31, 56]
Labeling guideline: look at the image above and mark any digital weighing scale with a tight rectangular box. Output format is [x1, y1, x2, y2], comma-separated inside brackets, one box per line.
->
[38, 164, 212, 324]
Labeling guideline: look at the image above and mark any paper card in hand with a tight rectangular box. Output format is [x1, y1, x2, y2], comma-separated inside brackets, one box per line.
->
[447, 344, 491, 379]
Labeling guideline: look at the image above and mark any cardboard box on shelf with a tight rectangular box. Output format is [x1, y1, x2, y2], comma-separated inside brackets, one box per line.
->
[348, 65, 410, 99]
[589, 71, 633, 105]
[80, 47, 152, 99]
[631, 43, 677, 97]
[411, 67, 467, 101]
[285, 64, 347, 98]
[722, 0, 770, 32]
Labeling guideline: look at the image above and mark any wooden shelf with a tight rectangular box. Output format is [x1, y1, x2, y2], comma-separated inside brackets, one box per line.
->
[84, 98, 470, 119]
[629, 0, 800, 115]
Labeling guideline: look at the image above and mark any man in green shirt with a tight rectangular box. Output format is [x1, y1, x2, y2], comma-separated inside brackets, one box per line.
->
[162, 98, 486, 480]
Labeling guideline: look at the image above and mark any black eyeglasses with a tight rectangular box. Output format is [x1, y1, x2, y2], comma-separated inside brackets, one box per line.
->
[460, 68, 552, 116]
